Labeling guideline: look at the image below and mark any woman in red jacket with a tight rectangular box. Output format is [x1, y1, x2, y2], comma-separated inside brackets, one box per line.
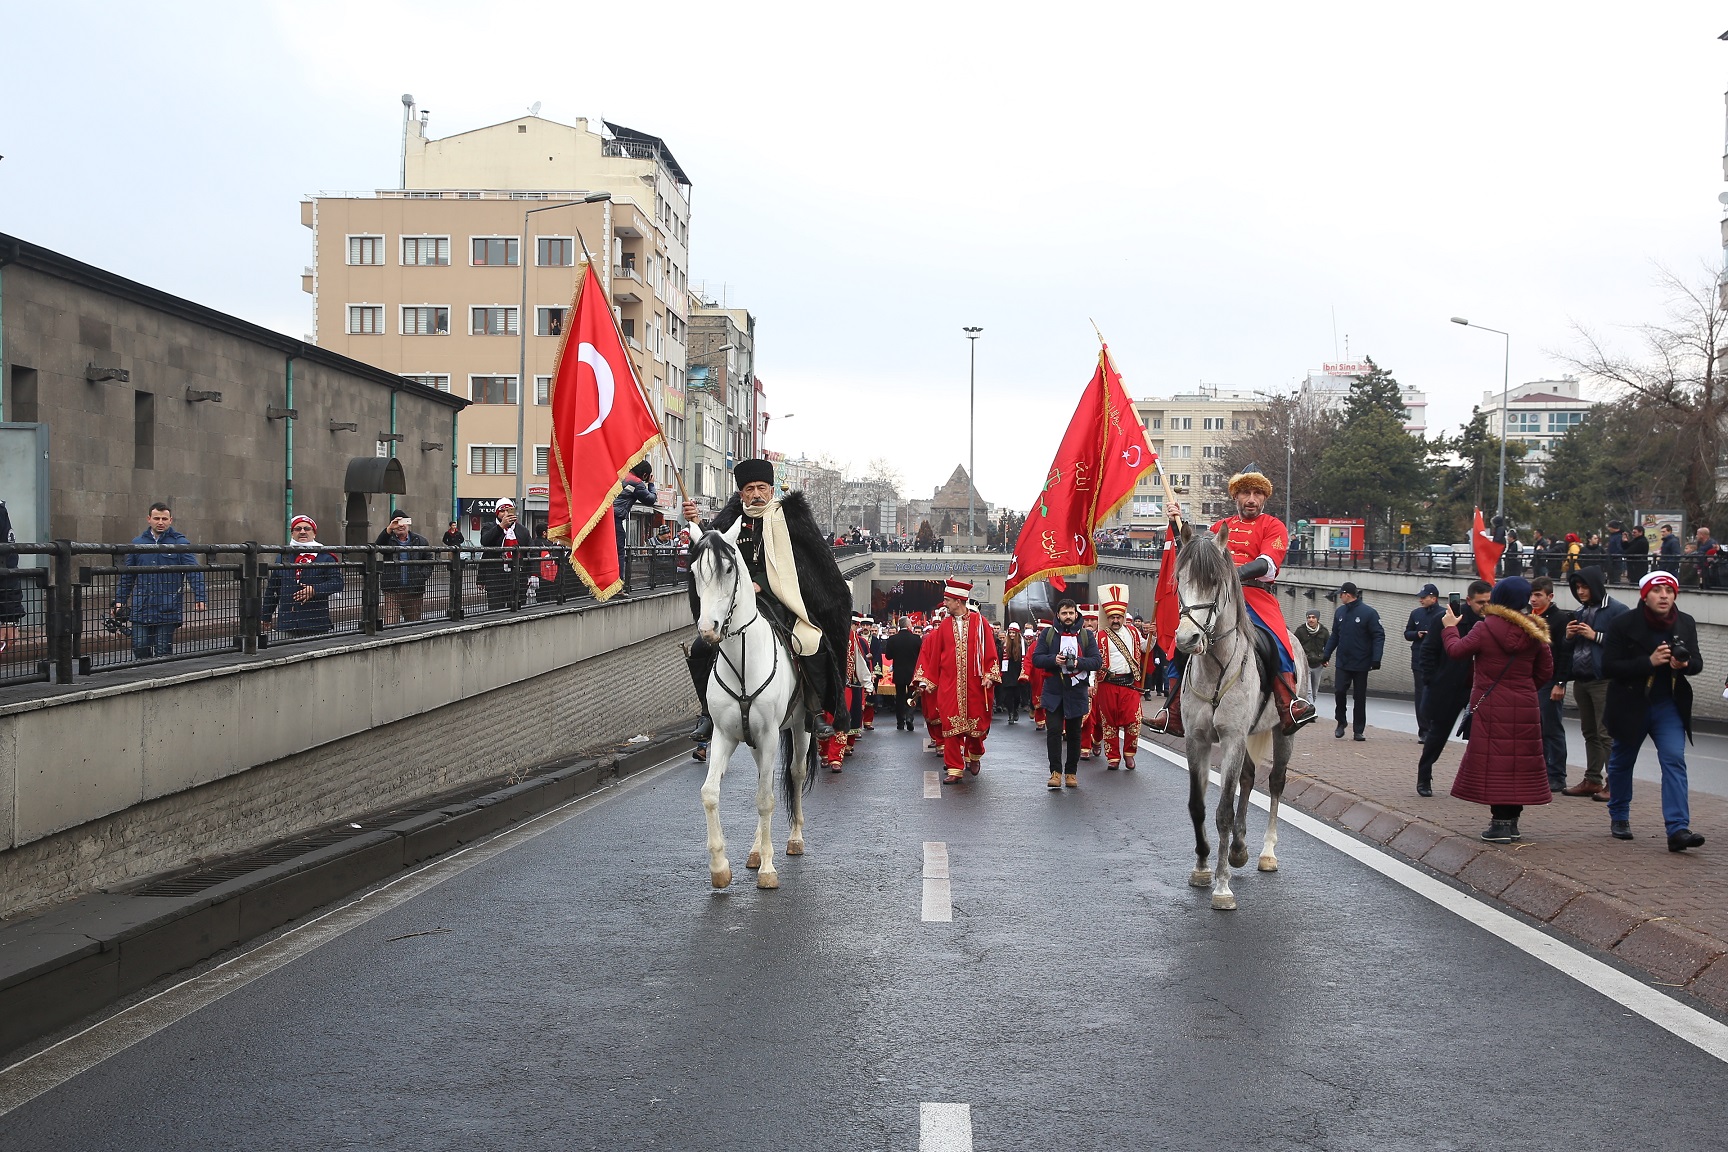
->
[1439, 576, 1554, 844]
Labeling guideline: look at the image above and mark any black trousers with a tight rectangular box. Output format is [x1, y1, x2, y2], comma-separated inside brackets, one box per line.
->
[1417, 687, 1469, 787]
[1048, 714, 1085, 772]
[1333, 669, 1370, 734]
[894, 683, 916, 727]
[1491, 804, 1524, 822]
[1411, 657, 1430, 738]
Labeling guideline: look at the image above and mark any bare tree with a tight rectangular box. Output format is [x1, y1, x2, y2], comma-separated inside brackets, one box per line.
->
[1218, 390, 1343, 523]
[1562, 266, 1728, 529]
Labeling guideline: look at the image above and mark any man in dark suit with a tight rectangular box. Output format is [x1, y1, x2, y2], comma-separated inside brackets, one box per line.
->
[884, 616, 924, 731]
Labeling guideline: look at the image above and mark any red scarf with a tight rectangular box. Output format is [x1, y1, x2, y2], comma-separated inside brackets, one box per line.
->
[1642, 602, 1678, 630]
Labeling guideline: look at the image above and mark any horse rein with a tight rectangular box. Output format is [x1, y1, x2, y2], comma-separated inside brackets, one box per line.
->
[705, 541, 779, 748]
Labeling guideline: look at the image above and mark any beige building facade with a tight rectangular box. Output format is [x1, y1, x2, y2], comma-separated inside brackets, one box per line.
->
[1105, 388, 1272, 529]
[306, 111, 692, 538]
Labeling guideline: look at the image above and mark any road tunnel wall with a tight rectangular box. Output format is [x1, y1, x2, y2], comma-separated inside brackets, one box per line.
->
[0, 592, 699, 918]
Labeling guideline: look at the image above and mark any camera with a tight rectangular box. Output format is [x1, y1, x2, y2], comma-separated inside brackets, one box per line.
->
[102, 603, 132, 638]
[1670, 639, 1690, 666]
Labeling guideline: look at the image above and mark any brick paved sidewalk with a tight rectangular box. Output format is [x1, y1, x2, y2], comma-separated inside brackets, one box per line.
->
[1140, 710, 1728, 1013]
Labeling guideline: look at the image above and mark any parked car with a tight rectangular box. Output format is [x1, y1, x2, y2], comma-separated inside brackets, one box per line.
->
[1420, 544, 1459, 573]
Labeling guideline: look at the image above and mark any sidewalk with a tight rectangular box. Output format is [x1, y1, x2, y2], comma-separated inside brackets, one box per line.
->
[1141, 712, 1728, 1014]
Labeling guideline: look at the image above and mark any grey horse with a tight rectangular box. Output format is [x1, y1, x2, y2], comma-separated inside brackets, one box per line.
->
[1169, 520, 1303, 910]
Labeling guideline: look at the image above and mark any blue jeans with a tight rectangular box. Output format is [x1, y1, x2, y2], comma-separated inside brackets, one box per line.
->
[1538, 683, 1567, 788]
[133, 622, 178, 659]
[1606, 695, 1691, 834]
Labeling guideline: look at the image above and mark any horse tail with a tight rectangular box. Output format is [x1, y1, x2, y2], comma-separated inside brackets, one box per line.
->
[778, 729, 817, 811]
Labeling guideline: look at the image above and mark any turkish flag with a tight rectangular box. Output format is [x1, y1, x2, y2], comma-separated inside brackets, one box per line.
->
[1004, 345, 1157, 603]
[546, 261, 662, 599]
[1154, 521, 1180, 659]
[1471, 507, 1505, 584]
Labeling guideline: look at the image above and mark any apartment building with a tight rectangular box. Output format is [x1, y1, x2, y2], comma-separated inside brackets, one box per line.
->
[1105, 388, 1272, 529]
[1480, 377, 1591, 484]
[686, 304, 758, 512]
[1302, 362, 1428, 435]
[306, 110, 692, 536]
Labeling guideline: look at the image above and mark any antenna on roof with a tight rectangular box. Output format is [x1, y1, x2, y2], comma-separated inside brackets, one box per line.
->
[529, 101, 542, 116]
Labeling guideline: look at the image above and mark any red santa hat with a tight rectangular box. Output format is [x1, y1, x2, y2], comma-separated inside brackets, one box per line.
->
[943, 577, 973, 600]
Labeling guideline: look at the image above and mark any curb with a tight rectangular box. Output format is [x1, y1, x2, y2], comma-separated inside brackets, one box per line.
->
[1275, 768, 1728, 1010]
[0, 731, 690, 1062]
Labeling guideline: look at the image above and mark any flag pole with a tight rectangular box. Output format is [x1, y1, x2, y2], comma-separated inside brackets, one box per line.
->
[571, 231, 696, 511]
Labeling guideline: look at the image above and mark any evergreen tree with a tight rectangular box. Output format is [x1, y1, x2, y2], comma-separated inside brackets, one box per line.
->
[1429, 407, 1531, 541]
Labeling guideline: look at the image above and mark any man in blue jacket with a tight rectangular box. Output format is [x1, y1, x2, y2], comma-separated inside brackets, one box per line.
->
[1320, 581, 1384, 742]
[1559, 565, 1629, 799]
[112, 502, 206, 659]
[1404, 583, 1445, 742]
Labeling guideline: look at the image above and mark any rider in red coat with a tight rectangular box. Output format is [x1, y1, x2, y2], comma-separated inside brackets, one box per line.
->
[1150, 470, 1318, 738]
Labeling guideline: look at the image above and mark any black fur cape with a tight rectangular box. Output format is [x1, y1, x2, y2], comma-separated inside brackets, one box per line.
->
[691, 492, 853, 677]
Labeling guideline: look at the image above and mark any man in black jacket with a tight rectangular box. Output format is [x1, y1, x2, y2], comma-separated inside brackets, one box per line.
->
[1404, 583, 1445, 742]
[1528, 575, 1572, 791]
[883, 617, 923, 731]
[1320, 582, 1385, 742]
[1414, 579, 1491, 796]
[478, 499, 530, 610]
[1602, 570, 1706, 850]
[375, 513, 433, 624]
[682, 459, 852, 742]
[1031, 599, 1103, 789]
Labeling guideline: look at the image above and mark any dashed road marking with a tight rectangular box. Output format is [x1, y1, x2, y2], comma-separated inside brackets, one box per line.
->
[1140, 741, 1728, 1065]
[923, 771, 942, 798]
[922, 842, 952, 922]
[919, 1102, 972, 1150]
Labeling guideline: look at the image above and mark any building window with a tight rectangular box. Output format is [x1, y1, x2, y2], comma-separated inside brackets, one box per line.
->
[347, 236, 385, 266]
[536, 306, 566, 336]
[1548, 411, 1583, 433]
[347, 305, 384, 334]
[471, 306, 518, 336]
[469, 445, 517, 475]
[620, 317, 637, 342]
[1176, 417, 1192, 430]
[1509, 412, 1541, 433]
[537, 237, 575, 267]
[469, 375, 520, 404]
[534, 445, 551, 475]
[1202, 417, 1225, 431]
[471, 237, 519, 266]
[1149, 417, 1161, 430]
[534, 375, 552, 405]
[401, 236, 450, 266]
[401, 306, 449, 335]
[406, 374, 450, 391]
[666, 413, 684, 444]
[134, 390, 155, 470]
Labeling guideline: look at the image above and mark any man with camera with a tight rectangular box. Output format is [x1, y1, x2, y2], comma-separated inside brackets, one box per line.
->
[1031, 597, 1102, 789]
[1601, 570, 1706, 850]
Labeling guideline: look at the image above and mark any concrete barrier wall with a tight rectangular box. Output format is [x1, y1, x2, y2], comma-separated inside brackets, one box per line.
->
[0, 593, 700, 917]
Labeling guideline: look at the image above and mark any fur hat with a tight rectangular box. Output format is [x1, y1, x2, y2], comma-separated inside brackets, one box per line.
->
[1227, 470, 1274, 498]
[733, 458, 774, 489]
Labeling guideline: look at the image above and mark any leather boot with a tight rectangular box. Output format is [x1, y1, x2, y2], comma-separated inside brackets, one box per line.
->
[1275, 671, 1318, 735]
[1148, 681, 1185, 738]
[686, 639, 716, 743]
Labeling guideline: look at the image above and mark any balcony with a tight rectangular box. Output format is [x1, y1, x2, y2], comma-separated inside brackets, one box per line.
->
[612, 264, 643, 303]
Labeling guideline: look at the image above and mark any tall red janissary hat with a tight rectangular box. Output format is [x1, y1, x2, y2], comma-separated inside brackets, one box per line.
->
[1100, 583, 1130, 616]
[943, 577, 973, 600]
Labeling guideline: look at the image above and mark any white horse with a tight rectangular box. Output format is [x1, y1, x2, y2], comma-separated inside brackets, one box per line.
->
[1169, 521, 1303, 910]
[687, 520, 814, 890]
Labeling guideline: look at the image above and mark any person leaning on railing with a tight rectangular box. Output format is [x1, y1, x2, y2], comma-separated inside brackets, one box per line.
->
[113, 501, 206, 660]
[262, 516, 343, 638]
[374, 512, 433, 624]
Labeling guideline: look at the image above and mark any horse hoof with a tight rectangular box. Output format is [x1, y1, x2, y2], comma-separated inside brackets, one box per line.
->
[1211, 892, 1238, 911]
[1189, 869, 1212, 888]
[786, 839, 804, 856]
[746, 850, 761, 870]
[1258, 856, 1279, 873]
[757, 872, 780, 890]
[711, 868, 732, 889]
[1229, 846, 1250, 869]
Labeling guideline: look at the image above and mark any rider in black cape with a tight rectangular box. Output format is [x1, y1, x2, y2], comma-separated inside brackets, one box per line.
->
[684, 459, 853, 742]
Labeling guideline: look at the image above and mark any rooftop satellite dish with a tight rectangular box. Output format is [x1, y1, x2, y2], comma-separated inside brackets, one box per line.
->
[1718, 191, 1728, 205]
[530, 101, 542, 116]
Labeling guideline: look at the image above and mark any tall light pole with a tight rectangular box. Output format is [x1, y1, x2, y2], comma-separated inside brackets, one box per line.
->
[516, 191, 612, 521]
[1450, 317, 1510, 534]
[963, 326, 982, 545]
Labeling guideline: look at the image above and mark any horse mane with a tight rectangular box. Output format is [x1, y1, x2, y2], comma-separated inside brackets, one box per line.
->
[685, 528, 739, 621]
[1178, 528, 1252, 638]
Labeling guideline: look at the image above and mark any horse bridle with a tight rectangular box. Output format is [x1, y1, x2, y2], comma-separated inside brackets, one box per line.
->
[1176, 585, 1222, 652]
[703, 539, 779, 749]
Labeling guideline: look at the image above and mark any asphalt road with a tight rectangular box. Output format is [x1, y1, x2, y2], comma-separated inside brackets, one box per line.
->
[3, 719, 1725, 1150]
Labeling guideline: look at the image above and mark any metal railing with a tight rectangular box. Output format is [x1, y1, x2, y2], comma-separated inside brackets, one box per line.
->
[0, 541, 706, 688]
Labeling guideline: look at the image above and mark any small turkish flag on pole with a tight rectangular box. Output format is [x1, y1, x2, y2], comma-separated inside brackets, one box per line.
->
[545, 260, 662, 599]
[1472, 507, 1505, 584]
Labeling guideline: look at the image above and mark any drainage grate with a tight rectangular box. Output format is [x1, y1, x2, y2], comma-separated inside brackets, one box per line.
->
[135, 826, 374, 897]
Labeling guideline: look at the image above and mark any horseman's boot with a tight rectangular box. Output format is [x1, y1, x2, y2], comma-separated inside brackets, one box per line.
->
[686, 639, 715, 742]
[803, 657, 837, 741]
[1148, 681, 1185, 738]
[1276, 670, 1318, 735]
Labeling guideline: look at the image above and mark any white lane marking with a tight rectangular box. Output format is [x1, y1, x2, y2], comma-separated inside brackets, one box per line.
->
[923, 770, 942, 799]
[1140, 741, 1728, 1065]
[922, 842, 952, 922]
[0, 751, 695, 1118]
[919, 1101, 973, 1150]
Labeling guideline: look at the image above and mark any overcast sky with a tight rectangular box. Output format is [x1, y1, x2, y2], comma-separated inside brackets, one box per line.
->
[5, 3, 1727, 513]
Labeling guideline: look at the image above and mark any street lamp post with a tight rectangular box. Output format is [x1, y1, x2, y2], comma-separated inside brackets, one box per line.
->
[963, 326, 982, 546]
[1450, 317, 1511, 534]
[516, 191, 612, 522]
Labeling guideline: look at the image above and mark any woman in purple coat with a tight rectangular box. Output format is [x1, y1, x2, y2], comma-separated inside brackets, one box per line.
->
[1439, 576, 1554, 844]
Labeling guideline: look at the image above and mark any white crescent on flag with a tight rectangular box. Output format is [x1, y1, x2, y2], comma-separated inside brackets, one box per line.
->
[575, 342, 615, 436]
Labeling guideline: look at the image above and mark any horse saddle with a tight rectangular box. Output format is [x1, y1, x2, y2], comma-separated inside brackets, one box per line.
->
[1250, 627, 1277, 697]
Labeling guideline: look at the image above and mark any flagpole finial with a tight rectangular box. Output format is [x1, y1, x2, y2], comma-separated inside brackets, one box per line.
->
[1089, 318, 1106, 348]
